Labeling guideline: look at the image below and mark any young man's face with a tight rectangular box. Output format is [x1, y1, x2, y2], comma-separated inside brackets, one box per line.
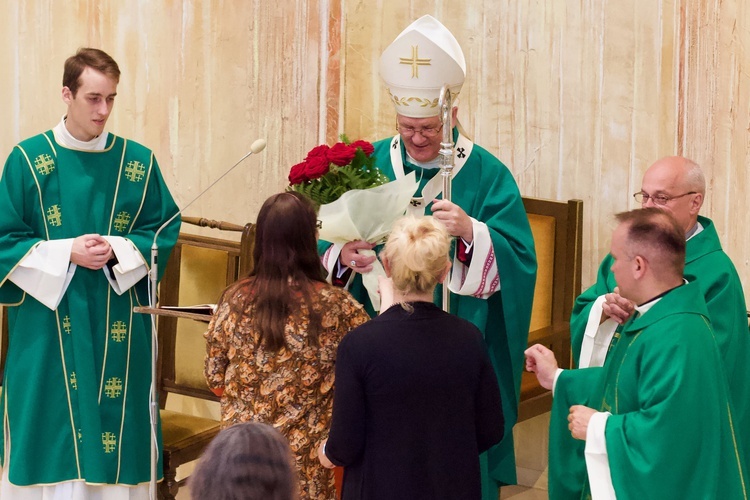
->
[62, 67, 118, 142]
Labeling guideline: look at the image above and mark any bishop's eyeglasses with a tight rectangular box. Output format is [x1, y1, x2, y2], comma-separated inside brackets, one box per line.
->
[632, 191, 696, 206]
[396, 123, 444, 138]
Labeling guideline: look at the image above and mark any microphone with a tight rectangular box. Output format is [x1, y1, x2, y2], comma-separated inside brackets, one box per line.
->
[150, 137, 267, 292]
[151, 137, 267, 256]
[145, 138, 266, 498]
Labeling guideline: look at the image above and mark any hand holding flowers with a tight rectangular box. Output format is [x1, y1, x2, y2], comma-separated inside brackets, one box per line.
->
[288, 138, 418, 311]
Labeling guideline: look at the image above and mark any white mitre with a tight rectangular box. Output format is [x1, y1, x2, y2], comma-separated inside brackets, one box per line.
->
[379, 15, 466, 118]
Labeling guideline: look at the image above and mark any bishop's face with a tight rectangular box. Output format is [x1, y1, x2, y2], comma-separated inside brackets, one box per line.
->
[397, 114, 444, 163]
[62, 67, 118, 142]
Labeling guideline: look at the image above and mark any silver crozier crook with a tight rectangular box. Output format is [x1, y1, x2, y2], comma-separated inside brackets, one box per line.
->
[438, 84, 454, 313]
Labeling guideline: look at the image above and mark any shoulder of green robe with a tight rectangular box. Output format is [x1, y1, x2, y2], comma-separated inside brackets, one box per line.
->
[117, 136, 155, 162]
[16, 131, 54, 153]
[466, 142, 509, 169]
[687, 215, 723, 259]
[628, 283, 710, 332]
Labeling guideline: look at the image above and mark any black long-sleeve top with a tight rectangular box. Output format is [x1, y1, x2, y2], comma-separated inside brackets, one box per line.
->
[325, 301, 504, 500]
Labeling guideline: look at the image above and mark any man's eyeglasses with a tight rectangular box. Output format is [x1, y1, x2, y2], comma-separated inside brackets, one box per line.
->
[632, 191, 696, 205]
[396, 123, 443, 138]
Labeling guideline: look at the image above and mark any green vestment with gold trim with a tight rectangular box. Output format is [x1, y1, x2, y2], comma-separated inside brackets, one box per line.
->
[321, 134, 537, 495]
[549, 217, 750, 498]
[558, 283, 747, 498]
[0, 131, 180, 485]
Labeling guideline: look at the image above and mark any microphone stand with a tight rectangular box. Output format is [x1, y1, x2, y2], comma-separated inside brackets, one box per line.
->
[147, 139, 266, 499]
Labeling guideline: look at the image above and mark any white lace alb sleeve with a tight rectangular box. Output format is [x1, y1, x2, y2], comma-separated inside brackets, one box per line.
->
[8, 239, 76, 310]
[102, 236, 148, 295]
[584, 411, 616, 499]
[448, 218, 500, 299]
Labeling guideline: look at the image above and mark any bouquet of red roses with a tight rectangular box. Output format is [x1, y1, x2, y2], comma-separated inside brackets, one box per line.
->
[288, 137, 418, 311]
[288, 138, 389, 206]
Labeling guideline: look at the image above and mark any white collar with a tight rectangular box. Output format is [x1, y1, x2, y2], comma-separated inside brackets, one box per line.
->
[686, 221, 703, 241]
[633, 279, 688, 317]
[634, 297, 661, 317]
[53, 116, 109, 151]
[405, 152, 442, 170]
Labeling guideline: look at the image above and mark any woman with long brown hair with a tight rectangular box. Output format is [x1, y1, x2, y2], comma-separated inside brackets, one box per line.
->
[204, 191, 369, 499]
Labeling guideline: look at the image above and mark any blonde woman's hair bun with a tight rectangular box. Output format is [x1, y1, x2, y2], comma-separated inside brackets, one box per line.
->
[382, 216, 451, 296]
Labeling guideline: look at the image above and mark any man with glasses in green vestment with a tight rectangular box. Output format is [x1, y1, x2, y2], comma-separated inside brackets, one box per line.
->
[0, 48, 180, 497]
[527, 208, 747, 499]
[548, 156, 750, 499]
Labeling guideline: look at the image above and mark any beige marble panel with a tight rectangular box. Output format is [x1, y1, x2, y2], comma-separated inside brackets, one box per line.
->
[342, 0, 749, 297]
[1, 0, 332, 233]
[679, 0, 750, 292]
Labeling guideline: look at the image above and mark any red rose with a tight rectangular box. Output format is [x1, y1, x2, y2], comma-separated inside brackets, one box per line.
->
[350, 140, 375, 156]
[305, 155, 330, 180]
[305, 144, 330, 161]
[326, 142, 358, 166]
[288, 161, 309, 185]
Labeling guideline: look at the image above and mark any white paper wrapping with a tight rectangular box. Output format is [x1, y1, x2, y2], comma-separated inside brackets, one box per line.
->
[318, 172, 419, 310]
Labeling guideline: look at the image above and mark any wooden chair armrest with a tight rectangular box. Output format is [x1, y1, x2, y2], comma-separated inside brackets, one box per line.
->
[182, 216, 245, 232]
[527, 321, 570, 346]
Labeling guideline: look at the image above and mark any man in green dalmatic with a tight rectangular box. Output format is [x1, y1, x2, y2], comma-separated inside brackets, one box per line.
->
[548, 156, 750, 499]
[319, 15, 537, 498]
[526, 208, 748, 498]
[0, 48, 180, 496]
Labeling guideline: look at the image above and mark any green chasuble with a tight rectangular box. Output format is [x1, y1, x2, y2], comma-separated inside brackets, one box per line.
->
[320, 130, 537, 493]
[0, 131, 180, 485]
[550, 216, 750, 498]
[561, 283, 747, 498]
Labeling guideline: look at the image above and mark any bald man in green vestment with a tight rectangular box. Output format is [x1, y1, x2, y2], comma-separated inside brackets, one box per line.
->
[318, 16, 536, 498]
[526, 208, 748, 499]
[0, 48, 180, 496]
[548, 157, 750, 499]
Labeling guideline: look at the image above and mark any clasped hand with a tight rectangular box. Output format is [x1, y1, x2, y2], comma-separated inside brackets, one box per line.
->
[71, 234, 113, 270]
[340, 240, 377, 273]
[523, 344, 559, 391]
[431, 199, 473, 242]
[602, 286, 635, 325]
[568, 405, 596, 440]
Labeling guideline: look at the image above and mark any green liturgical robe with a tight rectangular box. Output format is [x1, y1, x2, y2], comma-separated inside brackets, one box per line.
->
[549, 216, 750, 499]
[320, 130, 537, 493]
[559, 283, 747, 498]
[0, 131, 180, 486]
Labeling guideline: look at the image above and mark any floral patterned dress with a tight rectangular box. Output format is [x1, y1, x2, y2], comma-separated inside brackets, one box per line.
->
[204, 278, 369, 499]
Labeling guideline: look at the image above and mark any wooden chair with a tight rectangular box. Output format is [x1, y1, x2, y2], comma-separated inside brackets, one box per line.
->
[156, 216, 256, 499]
[517, 196, 583, 422]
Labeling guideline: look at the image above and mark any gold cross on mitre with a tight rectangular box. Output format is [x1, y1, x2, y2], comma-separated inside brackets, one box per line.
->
[399, 45, 431, 78]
